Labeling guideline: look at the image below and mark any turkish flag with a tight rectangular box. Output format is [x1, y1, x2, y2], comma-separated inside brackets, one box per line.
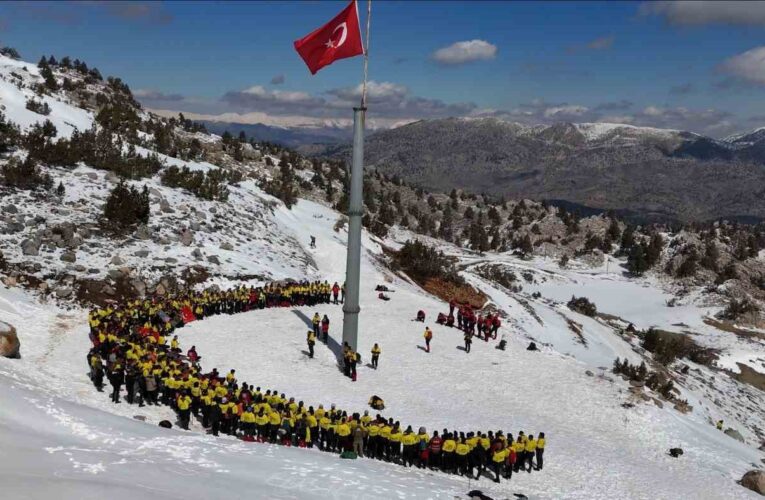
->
[294, 0, 364, 75]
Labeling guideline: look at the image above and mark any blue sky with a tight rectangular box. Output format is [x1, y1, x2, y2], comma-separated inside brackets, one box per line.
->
[2, 1, 765, 136]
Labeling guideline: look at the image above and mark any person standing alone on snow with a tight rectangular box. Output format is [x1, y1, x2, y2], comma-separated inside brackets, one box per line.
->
[321, 314, 330, 343]
[371, 343, 381, 369]
[312, 312, 321, 338]
[424, 327, 433, 352]
[307, 330, 316, 358]
[332, 282, 340, 304]
[464, 330, 472, 353]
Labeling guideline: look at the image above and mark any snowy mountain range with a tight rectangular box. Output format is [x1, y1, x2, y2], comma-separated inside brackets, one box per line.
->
[323, 117, 765, 223]
[1, 50, 765, 499]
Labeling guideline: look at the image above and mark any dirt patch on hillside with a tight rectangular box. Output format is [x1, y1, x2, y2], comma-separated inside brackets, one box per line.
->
[734, 363, 765, 392]
[704, 318, 765, 341]
[422, 277, 487, 309]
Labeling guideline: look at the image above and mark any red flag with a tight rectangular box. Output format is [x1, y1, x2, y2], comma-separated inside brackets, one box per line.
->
[181, 306, 196, 324]
[294, 1, 364, 75]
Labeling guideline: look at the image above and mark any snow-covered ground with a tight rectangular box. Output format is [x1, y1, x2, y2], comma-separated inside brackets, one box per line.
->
[1, 51, 764, 500]
[2, 198, 762, 499]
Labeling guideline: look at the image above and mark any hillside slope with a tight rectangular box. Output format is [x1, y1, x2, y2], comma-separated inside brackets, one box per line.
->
[325, 118, 765, 222]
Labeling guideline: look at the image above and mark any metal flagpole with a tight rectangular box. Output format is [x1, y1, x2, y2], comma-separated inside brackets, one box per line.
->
[342, 0, 371, 353]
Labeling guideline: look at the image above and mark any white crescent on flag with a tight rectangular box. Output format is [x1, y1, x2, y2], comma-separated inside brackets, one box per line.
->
[326, 22, 348, 49]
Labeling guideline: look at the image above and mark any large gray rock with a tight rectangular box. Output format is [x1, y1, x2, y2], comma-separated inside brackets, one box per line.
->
[159, 198, 174, 214]
[21, 238, 40, 256]
[60, 251, 77, 263]
[54, 286, 73, 299]
[130, 279, 146, 297]
[207, 255, 220, 265]
[134, 249, 149, 258]
[135, 224, 151, 240]
[3, 204, 18, 214]
[110, 255, 125, 266]
[220, 242, 234, 251]
[0, 320, 20, 358]
[741, 470, 765, 495]
[180, 229, 194, 246]
[725, 428, 745, 443]
[191, 247, 203, 260]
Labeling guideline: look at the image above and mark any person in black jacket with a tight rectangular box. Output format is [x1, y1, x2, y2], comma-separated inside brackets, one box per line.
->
[209, 398, 222, 436]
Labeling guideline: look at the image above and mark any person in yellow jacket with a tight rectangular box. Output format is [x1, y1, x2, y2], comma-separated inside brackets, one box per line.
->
[311, 312, 321, 338]
[454, 438, 473, 477]
[240, 406, 256, 438]
[255, 409, 269, 441]
[371, 343, 381, 369]
[268, 409, 281, 443]
[389, 423, 403, 463]
[336, 420, 351, 452]
[524, 434, 537, 472]
[423, 327, 433, 352]
[513, 436, 526, 473]
[176, 390, 192, 430]
[535, 432, 546, 470]
[319, 414, 331, 450]
[399, 426, 417, 467]
[491, 442, 507, 483]
[441, 433, 457, 473]
[307, 330, 316, 358]
[366, 421, 381, 459]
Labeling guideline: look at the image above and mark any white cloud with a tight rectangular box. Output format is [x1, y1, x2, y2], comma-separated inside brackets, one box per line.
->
[240, 86, 315, 103]
[133, 88, 184, 101]
[543, 105, 590, 119]
[639, 1, 765, 26]
[327, 81, 408, 101]
[432, 39, 497, 65]
[719, 46, 765, 85]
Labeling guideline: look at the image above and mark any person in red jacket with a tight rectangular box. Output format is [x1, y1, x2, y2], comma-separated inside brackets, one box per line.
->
[321, 315, 330, 343]
[427, 431, 443, 469]
[187, 346, 199, 363]
[332, 282, 340, 304]
[491, 315, 501, 338]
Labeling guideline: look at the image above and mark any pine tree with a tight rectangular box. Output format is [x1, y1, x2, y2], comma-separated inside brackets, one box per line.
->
[627, 243, 648, 276]
[607, 218, 621, 241]
[518, 234, 533, 257]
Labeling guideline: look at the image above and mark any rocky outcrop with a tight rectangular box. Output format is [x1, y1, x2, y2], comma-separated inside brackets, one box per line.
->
[741, 470, 765, 495]
[0, 321, 20, 358]
[724, 428, 745, 443]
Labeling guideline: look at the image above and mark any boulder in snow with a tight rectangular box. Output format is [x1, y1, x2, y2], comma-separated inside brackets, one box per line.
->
[21, 238, 40, 256]
[207, 255, 220, 265]
[220, 242, 234, 251]
[527, 342, 538, 351]
[134, 249, 149, 258]
[740, 470, 765, 495]
[60, 251, 76, 263]
[725, 428, 745, 443]
[191, 247, 203, 260]
[110, 255, 125, 266]
[135, 224, 151, 240]
[180, 229, 194, 246]
[0, 320, 20, 358]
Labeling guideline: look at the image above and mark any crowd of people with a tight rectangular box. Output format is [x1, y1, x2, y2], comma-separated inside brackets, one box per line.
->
[86, 280, 545, 483]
